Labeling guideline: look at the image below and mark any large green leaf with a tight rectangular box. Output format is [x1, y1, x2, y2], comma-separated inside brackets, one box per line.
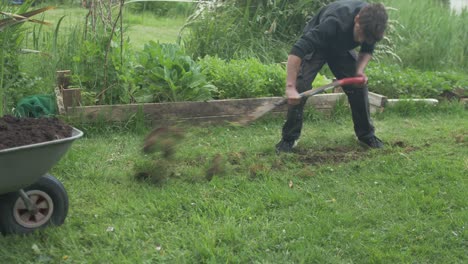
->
[133, 42, 216, 102]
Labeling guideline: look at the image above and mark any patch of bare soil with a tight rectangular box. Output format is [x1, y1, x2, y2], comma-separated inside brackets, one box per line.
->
[453, 133, 466, 144]
[0, 115, 72, 151]
[389, 140, 428, 152]
[294, 140, 426, 165]
[295, 146, 369, 165]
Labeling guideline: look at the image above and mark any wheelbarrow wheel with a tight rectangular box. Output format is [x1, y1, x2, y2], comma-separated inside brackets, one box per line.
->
[0, 174, 69, 235]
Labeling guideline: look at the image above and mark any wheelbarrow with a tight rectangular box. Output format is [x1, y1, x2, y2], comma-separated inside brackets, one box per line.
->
[0, 127, 83, 235]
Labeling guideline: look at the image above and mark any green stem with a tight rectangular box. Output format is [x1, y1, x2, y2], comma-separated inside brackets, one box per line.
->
[0, 39, 5, 117]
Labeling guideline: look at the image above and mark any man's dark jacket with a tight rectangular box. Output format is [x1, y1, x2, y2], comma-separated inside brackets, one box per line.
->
[290, 0, 375, 59]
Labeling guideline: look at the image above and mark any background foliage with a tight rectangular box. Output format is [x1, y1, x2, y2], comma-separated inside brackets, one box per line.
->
[1, 0, 467, 112]
[199, 56, 285, 99]
[382, 0, 468, 70]
[131, 42, 216, 103]
[367, 64, 468, 98]
[180, 0, 334, 62]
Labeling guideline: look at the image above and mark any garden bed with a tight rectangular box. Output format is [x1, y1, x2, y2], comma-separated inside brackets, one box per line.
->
[64, 92, 387, 124]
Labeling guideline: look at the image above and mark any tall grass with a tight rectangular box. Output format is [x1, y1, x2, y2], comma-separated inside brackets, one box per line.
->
[20, 7, 86, 87]
[0, 3, 50, 114]
[381, 0, 468, 71]
[180, 0, 333, 62]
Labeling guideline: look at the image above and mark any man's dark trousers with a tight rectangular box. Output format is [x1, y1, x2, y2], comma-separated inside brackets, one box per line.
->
[281, 49, 375, 142]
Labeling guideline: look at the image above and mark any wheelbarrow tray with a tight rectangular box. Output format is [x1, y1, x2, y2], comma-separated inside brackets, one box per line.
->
[0, 127, 83, 194]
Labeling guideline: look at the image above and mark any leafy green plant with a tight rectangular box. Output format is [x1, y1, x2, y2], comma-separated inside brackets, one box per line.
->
[312, 73, 332, 88]
[53, 0, 162, 106]
[71, 35, 133, 105]
[131, 42, 216, 102]
[367, 64, 468, 98]
[199, 56, 285, 99]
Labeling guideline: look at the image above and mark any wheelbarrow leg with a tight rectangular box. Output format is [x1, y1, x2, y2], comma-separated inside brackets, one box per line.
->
[18, 189, 38, 214]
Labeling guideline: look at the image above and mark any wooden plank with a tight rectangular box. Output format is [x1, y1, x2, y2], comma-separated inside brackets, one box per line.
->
[369, 92, 387, 107]
[306, 93, 347, 108]
[69, 97, 281, 116]
[67, 92, 386, 123]
[62, 88, 82, 109]
[67, 98, 287, 121]
[54, 86, 66, 115]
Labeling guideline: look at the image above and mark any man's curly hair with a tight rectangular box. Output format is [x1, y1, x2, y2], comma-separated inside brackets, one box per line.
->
[359, 3, 388, 43]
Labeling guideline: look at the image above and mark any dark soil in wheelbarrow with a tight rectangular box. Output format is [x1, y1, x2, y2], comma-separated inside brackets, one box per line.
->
[0, 115, 72, 150]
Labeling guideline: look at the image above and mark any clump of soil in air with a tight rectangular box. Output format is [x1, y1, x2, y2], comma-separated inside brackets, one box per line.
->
[136, 126, 227, 184]
[143, 126, 185, 158]
[205, 154, 225, 181]
[135, 126, 186, 184]
[0, 115, 72, 151]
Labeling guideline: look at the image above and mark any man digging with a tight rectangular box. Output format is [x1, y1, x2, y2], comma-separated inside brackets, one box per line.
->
[276, 0, 388, 153]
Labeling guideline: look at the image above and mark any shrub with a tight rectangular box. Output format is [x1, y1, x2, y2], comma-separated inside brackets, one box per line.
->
[199, 56, 285, 99]
[367, 64, 468, 98]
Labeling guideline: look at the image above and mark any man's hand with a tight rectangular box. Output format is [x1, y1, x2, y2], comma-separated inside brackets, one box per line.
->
[355, 72, 368, 88]
[286, 87, 301, 105]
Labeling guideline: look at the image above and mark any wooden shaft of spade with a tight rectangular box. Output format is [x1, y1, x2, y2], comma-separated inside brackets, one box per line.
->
[237, 77, 366, 125]
[276, 76, 366, 106]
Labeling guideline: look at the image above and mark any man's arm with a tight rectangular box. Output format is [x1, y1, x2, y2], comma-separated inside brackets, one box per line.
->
[356, 52, 372, 85]
[285, 54, 302, 105]
[286, 19, 338, 104]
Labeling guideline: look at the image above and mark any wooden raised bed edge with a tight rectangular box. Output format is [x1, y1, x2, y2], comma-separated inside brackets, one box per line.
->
[63, 92, 387, 125]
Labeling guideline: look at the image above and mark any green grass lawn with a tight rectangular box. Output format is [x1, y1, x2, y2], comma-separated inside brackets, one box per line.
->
[1, 103, 466, 263]
[37, 6, 186, 49]
[125, 17, 186, 49]
[124, 14, 187, 49]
